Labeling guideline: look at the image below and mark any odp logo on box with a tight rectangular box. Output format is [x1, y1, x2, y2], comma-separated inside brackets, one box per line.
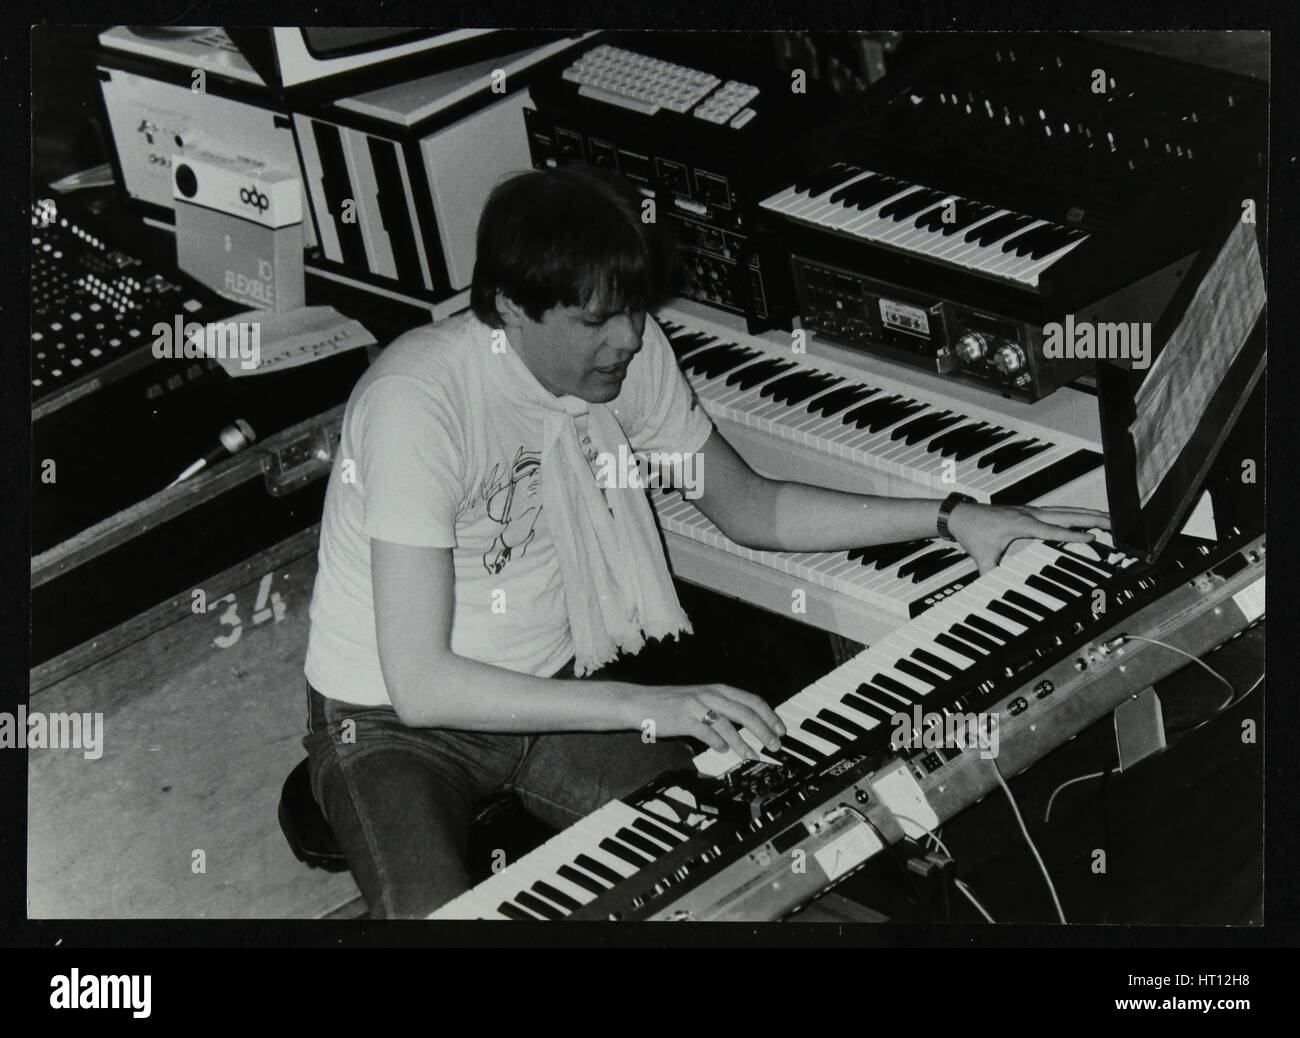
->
[171, 148, 301, 229]
[239, 185, 270, 213]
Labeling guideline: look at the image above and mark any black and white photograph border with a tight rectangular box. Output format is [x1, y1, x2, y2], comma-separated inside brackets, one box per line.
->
[7, 0, 1294, 954]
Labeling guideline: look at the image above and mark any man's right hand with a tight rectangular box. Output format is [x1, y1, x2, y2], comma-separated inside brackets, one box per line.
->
[633, 684, 785, 761]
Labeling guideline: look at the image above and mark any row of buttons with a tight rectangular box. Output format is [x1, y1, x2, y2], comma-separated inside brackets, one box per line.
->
[693, 80, 760, 125]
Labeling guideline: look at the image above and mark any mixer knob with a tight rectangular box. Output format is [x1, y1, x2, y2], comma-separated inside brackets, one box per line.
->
[991, 342, 1026, 375]
[954, 330, 990, 363]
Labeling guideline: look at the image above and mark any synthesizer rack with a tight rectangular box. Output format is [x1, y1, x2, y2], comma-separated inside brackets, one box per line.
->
[522, 34, 856, 333]
[30, 193, 370, 554]
[30, 198, 239, 419]
[754, 34, 1267, 400]
[431, 528, 1264, 921]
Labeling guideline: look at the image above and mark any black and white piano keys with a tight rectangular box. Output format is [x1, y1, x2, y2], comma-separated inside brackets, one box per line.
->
[653, 489, 982, 625]
[759, 163, 1090, 289]
[431, 793, 708, 920]
[656, 301, 1107, 503]
[691, 537, 1138, 777]
[428, 534, 1143, 921]
[642, 299, 1150, 642]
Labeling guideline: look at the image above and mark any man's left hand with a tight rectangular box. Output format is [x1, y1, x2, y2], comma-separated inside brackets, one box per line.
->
[948, 503, 1111, 575]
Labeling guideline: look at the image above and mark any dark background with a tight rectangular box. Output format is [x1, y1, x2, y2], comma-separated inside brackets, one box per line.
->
[31, 28, 1270, 191]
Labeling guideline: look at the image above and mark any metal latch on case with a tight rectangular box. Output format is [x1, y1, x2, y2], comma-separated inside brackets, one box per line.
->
[261, 424, 338, 497]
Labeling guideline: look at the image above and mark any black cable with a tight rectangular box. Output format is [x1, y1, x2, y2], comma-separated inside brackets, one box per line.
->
[838, 804, 941, 922]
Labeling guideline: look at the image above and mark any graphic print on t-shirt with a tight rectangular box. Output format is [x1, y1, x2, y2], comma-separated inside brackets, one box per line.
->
[478, 446, 542, 574]
[306, 310, 716, 702]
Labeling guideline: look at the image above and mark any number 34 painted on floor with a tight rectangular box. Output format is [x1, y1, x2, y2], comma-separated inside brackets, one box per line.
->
[212, 572, 288, 649]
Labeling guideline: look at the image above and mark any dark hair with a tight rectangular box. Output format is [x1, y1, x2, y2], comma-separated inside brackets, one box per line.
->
[470, 164, 677, 328]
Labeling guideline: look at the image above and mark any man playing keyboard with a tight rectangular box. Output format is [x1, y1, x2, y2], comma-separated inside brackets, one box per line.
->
[302, 163, 1108, 918]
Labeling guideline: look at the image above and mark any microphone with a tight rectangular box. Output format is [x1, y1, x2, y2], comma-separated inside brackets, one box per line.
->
[166, 419, 257, 488]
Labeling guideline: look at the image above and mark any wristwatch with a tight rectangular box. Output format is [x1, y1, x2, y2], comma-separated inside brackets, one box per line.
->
[936, 492, 975, 541]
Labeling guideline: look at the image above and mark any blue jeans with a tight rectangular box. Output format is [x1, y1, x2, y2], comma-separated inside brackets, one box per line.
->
[302, 664, 695, 919]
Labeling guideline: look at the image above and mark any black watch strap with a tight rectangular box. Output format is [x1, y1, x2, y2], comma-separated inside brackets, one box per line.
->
[936, 492, 974, 541]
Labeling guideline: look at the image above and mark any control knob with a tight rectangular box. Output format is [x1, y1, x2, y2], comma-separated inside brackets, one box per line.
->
[991, 342, 1026, 375]
[954, 330, 990, 364]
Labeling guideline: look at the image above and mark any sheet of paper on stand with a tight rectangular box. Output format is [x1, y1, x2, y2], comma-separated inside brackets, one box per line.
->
[1128, 219, 1266, 506]
[201, 306, 377, 378]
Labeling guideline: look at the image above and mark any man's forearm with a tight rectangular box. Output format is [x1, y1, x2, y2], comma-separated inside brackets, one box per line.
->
[717, 476, 945, 553]
[387, 653, 646, 733]
[694, 429, 949, 552]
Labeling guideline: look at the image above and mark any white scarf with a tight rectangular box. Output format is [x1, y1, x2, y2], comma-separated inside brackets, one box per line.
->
[497, 329, 693, 676]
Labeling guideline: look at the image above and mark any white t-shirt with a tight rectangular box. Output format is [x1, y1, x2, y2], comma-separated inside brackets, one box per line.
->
[304, 309, 714, 706]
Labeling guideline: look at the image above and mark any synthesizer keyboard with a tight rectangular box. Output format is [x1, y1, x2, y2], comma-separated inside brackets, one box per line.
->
[646, 302, 1112, 641]
[690, 536, 1136, 778]
[653, 486, 979, 640]
[762, 164, 1089, 291]
[753, 34, 1266, 400]
[430, 529, 1264, 920]
[657, 304, 1105, 504]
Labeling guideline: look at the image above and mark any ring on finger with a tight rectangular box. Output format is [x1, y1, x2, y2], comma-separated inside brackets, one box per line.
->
[701, 708, 720, 727]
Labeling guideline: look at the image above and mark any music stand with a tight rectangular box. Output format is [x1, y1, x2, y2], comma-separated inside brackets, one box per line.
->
[1097, 170, 1267, 564]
